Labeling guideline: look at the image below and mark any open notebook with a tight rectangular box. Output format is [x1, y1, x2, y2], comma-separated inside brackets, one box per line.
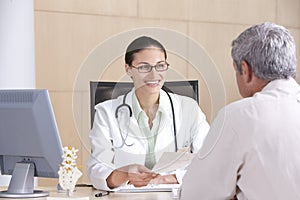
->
[115, 183, 181, 193]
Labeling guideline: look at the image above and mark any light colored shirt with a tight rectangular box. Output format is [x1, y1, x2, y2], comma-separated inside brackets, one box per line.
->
[87, 89, 210, 191]
[132, 92, 162, 169]
[180, 78, 300, 200]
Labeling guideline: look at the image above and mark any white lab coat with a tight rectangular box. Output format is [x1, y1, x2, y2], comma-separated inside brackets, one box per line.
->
[180, 78, 300, 200]
[87, 89, 210, 190]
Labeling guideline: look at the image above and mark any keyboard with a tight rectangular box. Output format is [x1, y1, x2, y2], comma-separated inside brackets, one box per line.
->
[115, 184, 181, 193]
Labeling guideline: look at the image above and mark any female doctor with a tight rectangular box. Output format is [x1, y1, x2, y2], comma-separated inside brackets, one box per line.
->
[87, 36, 210, 190]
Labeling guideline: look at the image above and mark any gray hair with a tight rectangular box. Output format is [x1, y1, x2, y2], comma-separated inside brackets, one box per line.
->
[231, 22, 297, 80]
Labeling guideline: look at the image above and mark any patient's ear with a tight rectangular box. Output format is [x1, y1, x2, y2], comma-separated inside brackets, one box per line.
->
[241, 60, 253, 83]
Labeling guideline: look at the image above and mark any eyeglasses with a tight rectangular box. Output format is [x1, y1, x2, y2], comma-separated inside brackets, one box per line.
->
[130, 62, 169, 73]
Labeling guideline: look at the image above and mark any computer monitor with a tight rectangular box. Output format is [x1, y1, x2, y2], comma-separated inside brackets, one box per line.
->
[0, 89, 63, 198]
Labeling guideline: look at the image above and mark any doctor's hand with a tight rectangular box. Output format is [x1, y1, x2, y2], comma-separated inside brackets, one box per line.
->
[106, 164, 158, 189]
[127, 164, 158, 187]
[149, 174, 178, 185]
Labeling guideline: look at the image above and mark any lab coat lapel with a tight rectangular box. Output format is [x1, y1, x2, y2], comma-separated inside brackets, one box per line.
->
[155, 90, 176, 153]
[125, 90, 147, 151]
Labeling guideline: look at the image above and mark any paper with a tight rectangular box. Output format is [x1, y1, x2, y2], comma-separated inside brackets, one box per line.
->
[47, 197, 89, 200]
[152, 150, 195, 173]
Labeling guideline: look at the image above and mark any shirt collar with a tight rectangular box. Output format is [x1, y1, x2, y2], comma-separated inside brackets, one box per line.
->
[261, 78, 299, 93]
[158, 89, 173, 113]
[132, 89, 170, 120]
[132, 92, 143, 120]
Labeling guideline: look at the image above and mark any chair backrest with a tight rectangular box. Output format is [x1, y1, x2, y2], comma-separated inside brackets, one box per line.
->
[90, 80, 199, 128]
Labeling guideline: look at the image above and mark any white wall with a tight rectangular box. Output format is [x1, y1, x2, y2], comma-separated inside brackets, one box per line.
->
[0, 0, 35, 89]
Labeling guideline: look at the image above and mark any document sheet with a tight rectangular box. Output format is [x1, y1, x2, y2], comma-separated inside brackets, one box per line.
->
[152, 150, 195, 173]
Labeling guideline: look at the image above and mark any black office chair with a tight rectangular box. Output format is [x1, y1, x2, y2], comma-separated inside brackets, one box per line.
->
[90, 80, 199, 128]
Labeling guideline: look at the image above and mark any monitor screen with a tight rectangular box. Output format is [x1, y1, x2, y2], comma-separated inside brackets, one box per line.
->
[0, 89, 63, 198]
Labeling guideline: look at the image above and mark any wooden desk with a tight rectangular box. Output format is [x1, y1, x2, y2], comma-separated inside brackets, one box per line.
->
[0, 186, 177, 200]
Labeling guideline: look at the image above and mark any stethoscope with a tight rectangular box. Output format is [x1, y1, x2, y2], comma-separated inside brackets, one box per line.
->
[114, 87, 178, 151]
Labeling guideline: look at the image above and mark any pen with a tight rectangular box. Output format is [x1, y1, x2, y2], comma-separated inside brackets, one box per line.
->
[95, 191, 110, 197]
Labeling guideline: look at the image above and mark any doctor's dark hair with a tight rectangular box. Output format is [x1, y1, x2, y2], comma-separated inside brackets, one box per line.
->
[125, 36, 167, 66]
[231, 22, 297, 81]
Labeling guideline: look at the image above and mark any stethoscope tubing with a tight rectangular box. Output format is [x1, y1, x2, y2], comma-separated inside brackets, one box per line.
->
[115, 88, 178, 151]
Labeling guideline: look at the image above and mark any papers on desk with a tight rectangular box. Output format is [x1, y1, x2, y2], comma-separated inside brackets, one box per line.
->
[47, 197, 89, 200]
[115, 151, 193, 193]
[116, 183, 180, 193]
[152, 150, 195, 173]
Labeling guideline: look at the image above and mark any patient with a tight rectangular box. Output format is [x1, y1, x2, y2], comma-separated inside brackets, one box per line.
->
[180, 22, 300, 199]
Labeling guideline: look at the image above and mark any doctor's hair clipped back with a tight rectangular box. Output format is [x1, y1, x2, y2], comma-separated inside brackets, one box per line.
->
[125, 36, 167, 66]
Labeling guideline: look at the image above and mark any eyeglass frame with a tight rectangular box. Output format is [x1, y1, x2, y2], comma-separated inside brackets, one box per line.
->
[130, 62, 170, 73]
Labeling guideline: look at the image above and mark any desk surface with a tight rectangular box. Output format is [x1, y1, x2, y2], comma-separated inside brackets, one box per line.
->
[0, 186, 178, 200]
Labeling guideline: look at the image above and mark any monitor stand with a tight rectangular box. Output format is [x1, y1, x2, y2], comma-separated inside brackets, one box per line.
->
[0, 162, 49, 198]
